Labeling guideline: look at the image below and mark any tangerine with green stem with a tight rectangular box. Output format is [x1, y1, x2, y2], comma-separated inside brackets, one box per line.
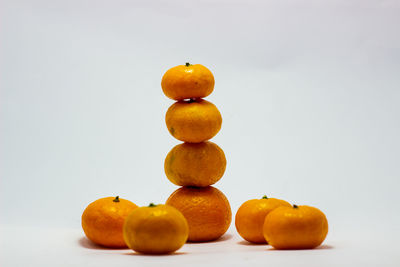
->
[263, 204, 329, 249]
[235, 195, 291, 244]
[81, 196, 138, 248]
[123, 203, 189, 254]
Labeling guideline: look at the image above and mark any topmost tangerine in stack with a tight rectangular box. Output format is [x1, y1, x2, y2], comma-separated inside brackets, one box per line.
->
[161, 62, 215, 100]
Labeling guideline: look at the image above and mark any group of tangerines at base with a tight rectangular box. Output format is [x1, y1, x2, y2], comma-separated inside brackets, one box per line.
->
[81, 63, 328, 254]
[81, 195, 328, 254]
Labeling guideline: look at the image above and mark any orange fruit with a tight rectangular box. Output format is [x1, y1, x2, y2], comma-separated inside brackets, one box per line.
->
[235, 196, 291, 244]
[161, 63, 215, 100]
[263, 205, 329, 249]
[123, 203, 189, 254]
[81, 196, 138, 248]
[165, 99, 222, 143]
[164, 141, 226, 187]
[165, 186, 231, 242]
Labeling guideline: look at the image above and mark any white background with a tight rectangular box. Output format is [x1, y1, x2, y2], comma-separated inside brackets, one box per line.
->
[1, 0, 399, 266]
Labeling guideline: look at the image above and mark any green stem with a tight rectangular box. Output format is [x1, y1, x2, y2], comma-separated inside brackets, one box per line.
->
[293, 204, 299, 209]
[262, 195, 268, 199]
[185, 62, 191, 67]
[149, 203, 157, 207]
[113, 196, 120, 202]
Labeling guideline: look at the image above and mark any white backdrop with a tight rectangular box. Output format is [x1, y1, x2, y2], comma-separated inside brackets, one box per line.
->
[1, 0, 400, 266]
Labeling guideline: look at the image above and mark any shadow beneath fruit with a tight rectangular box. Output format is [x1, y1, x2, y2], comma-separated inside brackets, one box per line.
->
[237, 240, 267, 246]
[187, 233, 233, 244]
[78, 237, 128, 250]
[266, 244, 334, 251]
[122, 252, 188, 256]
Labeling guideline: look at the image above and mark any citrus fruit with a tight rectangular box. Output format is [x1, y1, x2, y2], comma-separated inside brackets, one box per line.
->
[263, 204, 329, 249]
[165, 186, 231, 242]
[165, 99, 222, 143]
[235, 195, 291, 244]
[161, 62, 215, 100]
[81, 196, 138, 248]
[123, 204, 188, 254]
[164, 141, 226, 187]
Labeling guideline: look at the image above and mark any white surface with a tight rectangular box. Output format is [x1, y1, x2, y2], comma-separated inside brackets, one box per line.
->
[1, 0, 400, 266]
[1, 225, 399, 267]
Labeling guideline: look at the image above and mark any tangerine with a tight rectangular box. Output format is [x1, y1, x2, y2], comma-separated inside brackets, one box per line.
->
[161, 63, 214, 100]
[235, 196, 291, 243]
[165, 186, 231, 242]
[81, 196, 138, 248]
[165, 99, 222, 143]
[123, 204, 188, 254]
[164, 141, 226, 187]
[263, 205, 328, 249]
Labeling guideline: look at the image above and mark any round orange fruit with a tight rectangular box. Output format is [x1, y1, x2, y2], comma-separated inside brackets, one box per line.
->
[81, 196, 138, 248]
[235, 195, 291, 244]
[165, 186, 231, 242]
[164, 141, 226, 187]
[165, 99, 222, 143]
[123, 203, 189, 254]
[263, 205, 329, 249]
[161, 63, 215, 100]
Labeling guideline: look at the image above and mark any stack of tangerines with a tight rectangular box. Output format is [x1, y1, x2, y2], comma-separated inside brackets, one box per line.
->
[162, 63, 232, 242]
[80, 63, 329, 255]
